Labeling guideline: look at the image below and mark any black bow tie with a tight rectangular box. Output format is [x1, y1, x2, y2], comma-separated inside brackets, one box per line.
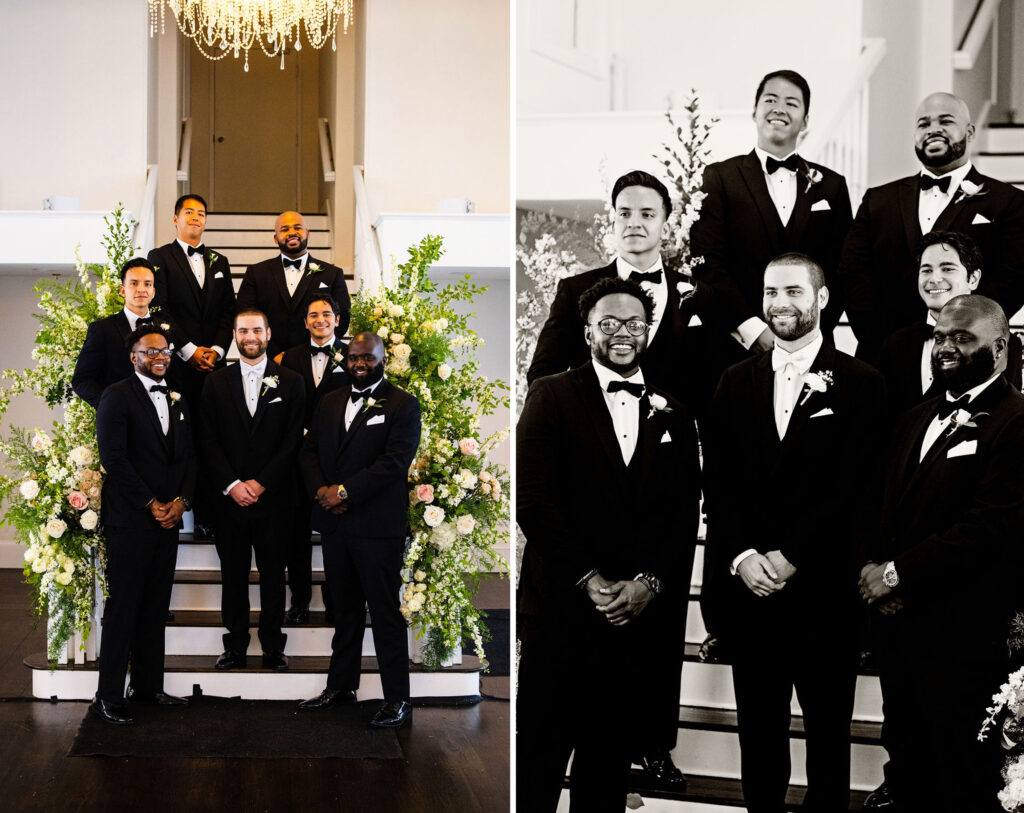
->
[136, 316, 154, 326]
[284, 258, 303, 270]
[350, 387, 372, 403]
[186, 244, 205, 257]
[311, 345, 333, 357]
[919, 174, 952, 194]
[607, 380, 645, 398]
[936, 394, 971, 420]
[766, 155, 800, 175]
[149, 384, 169, 394]
[629, 269, 663, 285]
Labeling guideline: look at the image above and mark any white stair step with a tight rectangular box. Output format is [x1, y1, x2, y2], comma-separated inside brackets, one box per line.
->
[205, 230, 331, 249]
[170, 582, 330, 610]
[973, 153, 1024, 182]
[175, 543, 324, 571]
[165, 623, 374, 657]
[217, 247, 337, 267]
[206, 213, 328, 231]
[980, 126, 1024, 153]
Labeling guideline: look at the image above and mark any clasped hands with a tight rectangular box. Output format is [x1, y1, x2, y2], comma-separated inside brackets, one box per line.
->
[188, 346, 219, 371]
[585, 573, 651, 626]
[316, 484, 350, 515]
[736, 550, 796, 597]
[149, 498, 186, 529]
[858, 563, 902, 615]
[229, 480, 266, 507]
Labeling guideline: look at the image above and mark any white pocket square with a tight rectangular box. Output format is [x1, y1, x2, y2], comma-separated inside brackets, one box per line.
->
[318, 281, 329, 288]
[268, 397, 283, 404]
[687, 314, 703, 327]
[972, 213, 991, 225]
[947, 439, 977, 458]
[660, 431, 672, 443]
[811, 200, 831, 212]
[809, 407, 833, 418]
[214, 271, 224, 279]
[367, 414, 385, 426]
[332, 366, 345, 373]
[179, 413, 185, 421]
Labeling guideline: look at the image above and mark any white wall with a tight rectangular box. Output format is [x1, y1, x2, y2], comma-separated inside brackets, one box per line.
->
[0, 0, 150, 212]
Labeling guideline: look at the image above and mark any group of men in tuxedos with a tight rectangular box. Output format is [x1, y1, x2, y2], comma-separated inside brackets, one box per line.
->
[76, 194, 419, 731]
[519, 68, 1024, 813]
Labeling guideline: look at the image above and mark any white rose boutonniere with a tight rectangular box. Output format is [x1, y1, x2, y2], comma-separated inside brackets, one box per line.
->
[333, 350, 345, 365]
[803, 167, 823, 194]
[306, 262, 322, 276]
[677, 279, 696, 305]
[954, 179, 988, 206]
[169, 391, 182, 403]
[947, 409, 987, 439]
[647, 392, 673, 419]
[160, 322, 171, 331]
[800, 370, 834, 405]
[208, 250, 219, 265]
[260, 375, 279, 397]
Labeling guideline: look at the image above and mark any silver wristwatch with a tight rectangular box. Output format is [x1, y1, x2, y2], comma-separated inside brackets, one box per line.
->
[882, 560, 900, 589]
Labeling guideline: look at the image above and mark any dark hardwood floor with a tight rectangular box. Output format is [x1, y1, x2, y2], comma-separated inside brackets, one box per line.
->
[0, 570, 510, 812]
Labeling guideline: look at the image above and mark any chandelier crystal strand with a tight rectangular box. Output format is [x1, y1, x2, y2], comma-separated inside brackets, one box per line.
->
[149, 0, 353, 66]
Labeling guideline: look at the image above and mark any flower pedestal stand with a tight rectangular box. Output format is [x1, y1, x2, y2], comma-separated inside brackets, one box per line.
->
[409, 623, 463, 669]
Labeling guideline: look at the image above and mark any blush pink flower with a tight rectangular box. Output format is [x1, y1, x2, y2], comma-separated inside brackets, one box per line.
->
[415, 484, 435, 504]
[68, 491, 89, 510]
[459, 438, 479, 456]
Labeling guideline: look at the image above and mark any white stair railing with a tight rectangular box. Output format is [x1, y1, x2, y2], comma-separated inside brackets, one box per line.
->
[353, 164, 383, 291]
[132, 163, 160, 254]
[176, 117, 192, 182]
[318, 118, 336, 183]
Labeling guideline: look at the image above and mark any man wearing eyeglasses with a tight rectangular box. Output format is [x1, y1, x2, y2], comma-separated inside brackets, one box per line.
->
[518, 276, 701, 811]
[92, 324, 197, 725]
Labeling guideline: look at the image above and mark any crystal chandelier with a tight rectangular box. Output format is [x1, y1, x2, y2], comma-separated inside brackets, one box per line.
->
[149, 0, 354, 71]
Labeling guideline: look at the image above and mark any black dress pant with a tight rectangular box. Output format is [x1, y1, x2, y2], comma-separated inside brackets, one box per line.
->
[97, 525, 178, 701]
[215, 511, 287, 653]
[322, 530, 408, 701]
[287, 498, 332, 614]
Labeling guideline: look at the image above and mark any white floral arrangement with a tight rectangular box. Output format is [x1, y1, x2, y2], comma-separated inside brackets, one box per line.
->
[981, 663, 1024, 810]
[350, 235, 510, 670]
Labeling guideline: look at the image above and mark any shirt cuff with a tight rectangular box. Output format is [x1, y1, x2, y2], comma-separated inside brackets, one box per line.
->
[730, 548, 758, 575]
[732, 317, 769, 350]
[576, 568, 599, 589]
[224, 479, 241, 496]
[179, 342, 198, 361]
[212, 345, 225, 360]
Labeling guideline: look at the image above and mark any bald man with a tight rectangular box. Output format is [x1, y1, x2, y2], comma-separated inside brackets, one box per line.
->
[236, 211, 351, 357]
[860, 295, 1024, 811]
[840, 93, 1024, 363]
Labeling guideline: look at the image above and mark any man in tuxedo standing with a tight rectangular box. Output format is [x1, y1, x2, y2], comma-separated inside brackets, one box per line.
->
[149, 193, 236, 534]
[298, 332, 420, 728]
[841, 92, 1024, 362]
[236, 211, 350, 358]
[703, 253, 885, 812]
[278, 294, 350, 624]
[518, 277, 701, 811]
[73, 258, 170, 409]
[92, 324, 196, 724]
[876, 230, 1022, 424]
[860, 295, 1024, 812]
[200, 309, 305, 671]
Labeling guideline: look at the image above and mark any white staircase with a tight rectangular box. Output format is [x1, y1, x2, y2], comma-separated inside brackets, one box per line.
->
[975, 124, 1024, 193]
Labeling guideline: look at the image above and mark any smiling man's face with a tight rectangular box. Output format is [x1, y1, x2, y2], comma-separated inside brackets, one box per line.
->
[754, 76, 808, 155]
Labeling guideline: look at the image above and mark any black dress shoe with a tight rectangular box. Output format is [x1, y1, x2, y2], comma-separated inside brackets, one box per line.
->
[298, 689, 358, 710]
[215, 650, 247, 670]
[262, 651, 289, 671]
[166, 611, 175, 622]
[370, 700, 412, 728]
[634, 751, 687, 789]
[284, 606, 309, 625]
[864, 782, 898, 810]
[126, 687, 190, 706]
[90, 698, 134, 725]
[697, 634, 725, 664]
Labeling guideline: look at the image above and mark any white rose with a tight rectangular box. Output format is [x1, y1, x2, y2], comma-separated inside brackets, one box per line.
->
[414, 583, 427, 592]
[436, 318, 448, 330]
[80, 509, 99, 531]
[390, 333, 404, 344]
[389, 304, 405, 318]
[423, 505, 445, 527]
[20, 480, 40, 500]
[456, 515, 476, 535]
[45, 518, 67, 539]
[56, 572, 72, 586]
[438, 363, 452, 380]
[386, 357, 410, 376]
[392, 343, 412, 360]
[430, 521, 456, 551]
[372, 305, 384, 318]
[457, 469, 476, 489]
[24, 546, 40, 563]
[414, 570, 427, 582]
[376, 326, 389, 338]
[69, 446, 94, 467]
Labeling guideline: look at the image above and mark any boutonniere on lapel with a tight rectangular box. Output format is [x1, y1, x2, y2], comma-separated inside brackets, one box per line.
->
[952, 179, 988, 206]
[946, 409, 987, 438]
[802, 166, 823, 194]
[207, 250, 220, 265]
[260, 375, 279, 397]
[169, 391, 182, 404]
[676, 278, 697, 306]
[361, 396, 386, 415]
[647, 392, 673, 420]
[305, 262, 322, 277]
[799, 369, 833, 405]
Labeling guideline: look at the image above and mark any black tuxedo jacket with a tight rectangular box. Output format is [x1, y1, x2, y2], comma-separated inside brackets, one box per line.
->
[703, 344, 885, 638]
[199, 360, 305, 516]
[148, 242, 236, 354]
[96, 375, 197, 530]
[689, 151, 853, 337]
[278, 338, 351, 427]
[877, 378, 1024, 657]
[301, 379, 420, 538]
[840, 167, 1024, 361]
[517, 362, 701, 621]
[526, 260, 698, 405]
[236, 256, 351, 356]
[877, 321, 1023, 423]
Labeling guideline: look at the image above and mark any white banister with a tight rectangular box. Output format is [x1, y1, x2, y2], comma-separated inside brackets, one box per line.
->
[800, 37, 888, 208]
[176, 117, 192, 182]
[318, 118, 336, 182]
[132, 163, 160, 254]
[954, 0, 1001, 70]
[353, 164, 383, 291]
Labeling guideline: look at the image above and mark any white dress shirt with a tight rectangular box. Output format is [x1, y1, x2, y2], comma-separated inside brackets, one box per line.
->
[310, 338, 332, 387]
[920, 313, 938, 395]
[240, 357, 268, 417]
[615, 255, 667, 342]
[593, 362, 645, 465]
[345, 376, 385, 430]
[136, 371, 169, 435]
[918, 372, 999, 461]
[282, 253, 308, 297]
[919, 161, 973, 235]
[175, 238, 224, 363]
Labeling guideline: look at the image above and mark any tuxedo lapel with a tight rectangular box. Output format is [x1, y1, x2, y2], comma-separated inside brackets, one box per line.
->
[170, 242, 204, 310]
[249, 360, 279, 434]
[740, 152, 784, 251]
[574, 363, 630, 485]
[114, 311, 132, 341]
[130, 375, 170, 451]
[934, 167, 986, 232]
[271, 260, 292, 308]
[753, 353, 780, 446]
[319, 339, 347, 390]
[779, 344, 835, 454]
[337, 380, 390, 457]
[898, 176, 922, 255]
[228, 362, 253, 428]
[290, 256, 321, 312]
[784, 160, 814, 244]
[660, 268, 688, 348]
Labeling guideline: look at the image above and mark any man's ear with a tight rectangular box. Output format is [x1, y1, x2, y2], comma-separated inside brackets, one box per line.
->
[584, 325, 593, 347]
[994, 335, 1008, 358]
[818, 284, 829, 311]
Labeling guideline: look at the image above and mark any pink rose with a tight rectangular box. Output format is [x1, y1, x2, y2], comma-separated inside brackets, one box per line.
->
[68, 491, 89, 510]
[415, 484, 435, 504]
[459, 438, 479, 456]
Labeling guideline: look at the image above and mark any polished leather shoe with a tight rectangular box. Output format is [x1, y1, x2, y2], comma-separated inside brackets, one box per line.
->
[262, 651, 289, 671]
[299, 689, 357, 710]
[370, 700, 412, 728]
[90, 698, 134, 725]
[215, 650, 247, 670]
[864, 782, 897, 810]
[284, 606, 309, 625]
[634, 751, 687, 789]
[126, 687, 190, 706]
